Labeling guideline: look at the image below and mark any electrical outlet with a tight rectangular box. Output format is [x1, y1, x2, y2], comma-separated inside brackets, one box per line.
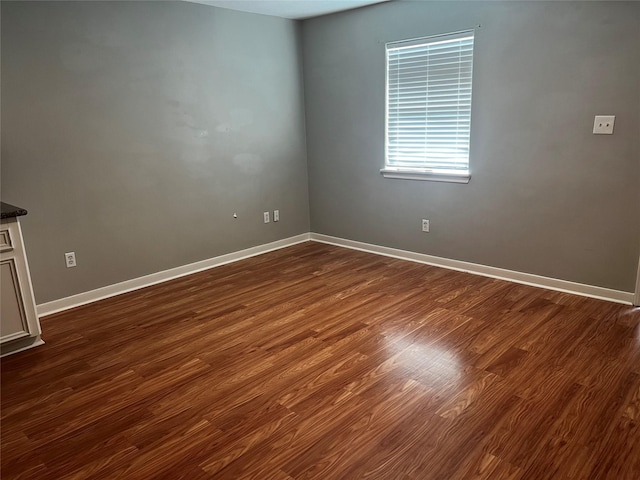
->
[263, 211, 270, 223]
[65, 252, 77, 268]
[593, 115, 615, 134]
[422, 219, 430, 232]
[273, 210, 279, 222]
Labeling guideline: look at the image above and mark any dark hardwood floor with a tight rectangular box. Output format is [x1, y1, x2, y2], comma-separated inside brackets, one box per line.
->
[2, 241, 639, 479]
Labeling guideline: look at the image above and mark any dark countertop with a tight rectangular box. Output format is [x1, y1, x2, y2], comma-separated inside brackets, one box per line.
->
[1, 202, 28, 219]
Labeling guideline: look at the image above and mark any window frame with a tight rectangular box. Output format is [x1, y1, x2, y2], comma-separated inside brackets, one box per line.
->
[381, 30, 475, 184]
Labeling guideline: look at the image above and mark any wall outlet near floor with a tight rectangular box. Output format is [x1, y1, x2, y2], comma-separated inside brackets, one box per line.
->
[263, 211, 270, 223]
[593, 115, 615, 134]
[273, 209, 279, 222]
[65, 252, 77, 268]
[422, 219, 430, 232]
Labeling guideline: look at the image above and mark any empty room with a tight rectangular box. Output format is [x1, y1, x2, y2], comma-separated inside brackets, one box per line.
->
[1, 0, 639, 478]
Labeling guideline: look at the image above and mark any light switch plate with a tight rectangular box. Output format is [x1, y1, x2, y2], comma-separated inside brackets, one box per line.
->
[593, 115, 615, 134]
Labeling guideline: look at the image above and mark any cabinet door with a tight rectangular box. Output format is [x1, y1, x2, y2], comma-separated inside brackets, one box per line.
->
[1, 258, 32, 342]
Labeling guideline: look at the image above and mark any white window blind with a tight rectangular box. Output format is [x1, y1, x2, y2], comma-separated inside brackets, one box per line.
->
[384, 31, 474, 182]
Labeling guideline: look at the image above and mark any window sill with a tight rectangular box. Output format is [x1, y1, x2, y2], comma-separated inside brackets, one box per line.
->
[380, 169, 470, 184]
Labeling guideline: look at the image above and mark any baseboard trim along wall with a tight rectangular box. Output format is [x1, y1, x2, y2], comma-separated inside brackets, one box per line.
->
[309, 233, 635, 305]
[37, 233, 311, 317]
[38, 231, 634, 317]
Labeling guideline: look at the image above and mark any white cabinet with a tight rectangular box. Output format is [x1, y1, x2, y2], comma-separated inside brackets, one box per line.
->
[1, 216, 43, 356]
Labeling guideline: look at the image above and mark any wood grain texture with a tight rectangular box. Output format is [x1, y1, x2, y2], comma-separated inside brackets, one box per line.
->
[2, 242, 639, 479]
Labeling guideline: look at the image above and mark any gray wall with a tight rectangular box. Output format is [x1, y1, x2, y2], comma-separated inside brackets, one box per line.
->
[1, 1, 310, 303]
[303, 0, 640, 292]
[2, 1, 638, 305]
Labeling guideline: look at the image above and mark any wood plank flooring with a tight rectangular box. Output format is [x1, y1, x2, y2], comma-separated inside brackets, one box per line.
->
[2, 241, 640, 479]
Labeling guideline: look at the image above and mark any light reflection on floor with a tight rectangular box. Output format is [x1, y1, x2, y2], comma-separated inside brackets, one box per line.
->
[385, 335, 462, 384]
[624, 307, 640, 341]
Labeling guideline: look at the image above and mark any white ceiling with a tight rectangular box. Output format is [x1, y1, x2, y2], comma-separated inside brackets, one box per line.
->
[185, 0, 389, 20]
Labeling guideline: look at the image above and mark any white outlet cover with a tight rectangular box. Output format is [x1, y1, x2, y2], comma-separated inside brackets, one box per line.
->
[593, 115, 615, 134]
[263, 212, 270, 223]
[65, 252, 77, 268]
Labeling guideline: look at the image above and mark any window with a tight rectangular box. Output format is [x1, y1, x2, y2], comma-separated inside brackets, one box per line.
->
[382, 30, 475, 183]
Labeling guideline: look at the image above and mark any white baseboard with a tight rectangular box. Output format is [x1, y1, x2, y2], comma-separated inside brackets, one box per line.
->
[37, 233, 311, 317]
[634, 257, 640, 306]
[37, 231, 633, 317]
[309, 233, 634, 305]
[0, 337, 45, 358]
